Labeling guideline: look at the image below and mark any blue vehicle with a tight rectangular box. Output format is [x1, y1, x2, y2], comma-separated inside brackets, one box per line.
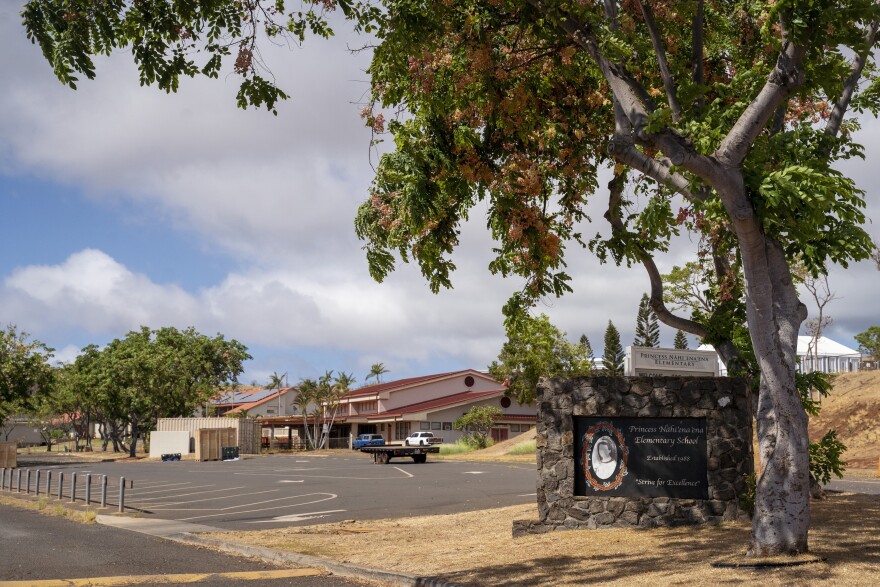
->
[352, 433, 385, 449]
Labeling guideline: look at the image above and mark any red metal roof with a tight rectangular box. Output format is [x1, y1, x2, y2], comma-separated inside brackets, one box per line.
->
[342, 369, 494, 400]
[225, 387, 296, 414]
[358, 388, 506, 419]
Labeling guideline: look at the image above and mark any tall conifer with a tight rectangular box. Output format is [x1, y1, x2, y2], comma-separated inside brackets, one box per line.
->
[602, 321, 625, 375]
[674, 330, 689, 350]
[634, 293, 660, 347]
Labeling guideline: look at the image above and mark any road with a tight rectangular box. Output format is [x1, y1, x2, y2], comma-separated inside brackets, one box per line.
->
[7, 453, 538, 530]
[0, 505, 370, 586]
[825, 476, 880, 495]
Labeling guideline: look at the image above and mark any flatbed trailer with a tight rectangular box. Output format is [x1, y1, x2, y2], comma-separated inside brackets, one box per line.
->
[360, 444, 440, 464]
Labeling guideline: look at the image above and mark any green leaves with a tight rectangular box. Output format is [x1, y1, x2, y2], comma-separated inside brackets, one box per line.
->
[488, 313, 591, 405]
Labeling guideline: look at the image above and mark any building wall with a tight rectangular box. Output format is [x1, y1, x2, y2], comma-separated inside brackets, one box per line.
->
[379, 373, 500, 412]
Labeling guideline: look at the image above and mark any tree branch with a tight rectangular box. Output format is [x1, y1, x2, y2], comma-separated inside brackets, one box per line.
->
[607, 134, 707, 202]
[716, 21, 808, 166]
[604, 170, 709, 339]
[639, 2, 682, 120]
[691, 0, 704, 92]
[825, 20, 880, 139]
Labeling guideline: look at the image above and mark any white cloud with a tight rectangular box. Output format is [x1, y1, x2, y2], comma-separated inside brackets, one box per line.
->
[1, 6, 878, 381]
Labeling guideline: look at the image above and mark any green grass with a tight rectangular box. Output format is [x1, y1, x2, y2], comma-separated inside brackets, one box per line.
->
[439, 441, 479, 455]
[506, 440, 536, 456]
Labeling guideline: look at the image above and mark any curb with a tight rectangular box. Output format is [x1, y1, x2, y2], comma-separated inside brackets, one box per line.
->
[171, 533, 468, 587]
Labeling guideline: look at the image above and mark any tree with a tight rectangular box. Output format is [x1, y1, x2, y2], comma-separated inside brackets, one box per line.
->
[25, 0, 880, 557]
[365, 363, 389, 385]
[267, 371, 287, 417]
[65, 326, 251, 457]
[579, 334, 594, 361]
[490, 314, 591, 404]
[0, 324, 54, 422]
[673, 330, 689, 350]
[602, 321, 625, 376]
[633, 293, 660, 348]
[454, 405, 503, 449]
[294, 378, 319, 450]
[855, 326, 880, 361]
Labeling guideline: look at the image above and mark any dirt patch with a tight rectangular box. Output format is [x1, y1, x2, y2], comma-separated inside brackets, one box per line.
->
[204, 492, 880, 586]
[810, 371, 880, 470]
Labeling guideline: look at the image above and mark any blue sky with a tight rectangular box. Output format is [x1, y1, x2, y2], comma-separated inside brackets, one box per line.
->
[1, 6, 878, 387]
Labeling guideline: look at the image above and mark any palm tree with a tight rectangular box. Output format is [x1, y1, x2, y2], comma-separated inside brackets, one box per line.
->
[267, 371, 287, 416]
[366, 362, 389, 385]
[295, 378, 318, 450]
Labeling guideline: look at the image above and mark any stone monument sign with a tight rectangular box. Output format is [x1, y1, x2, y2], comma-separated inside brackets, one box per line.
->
[513, 376, 752, 536]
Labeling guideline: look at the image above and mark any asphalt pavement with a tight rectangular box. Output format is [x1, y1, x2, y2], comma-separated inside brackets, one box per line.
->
[4, 453, 538, 530]
[0, 504, 369, 586]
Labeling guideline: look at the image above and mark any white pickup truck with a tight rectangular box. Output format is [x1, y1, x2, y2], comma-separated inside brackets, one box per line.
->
[404, 431, 443, 446]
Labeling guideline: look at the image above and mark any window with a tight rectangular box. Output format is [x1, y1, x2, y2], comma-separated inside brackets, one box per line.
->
[420, 421, 431, 431]
[510, 424, 520, 432]
[431, 422, 441, 430]
[395, 421, 411, 439]
[442, 422, 452, 431]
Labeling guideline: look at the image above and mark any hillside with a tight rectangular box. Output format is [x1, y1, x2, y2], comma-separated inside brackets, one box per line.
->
[809, 370, 880, 470]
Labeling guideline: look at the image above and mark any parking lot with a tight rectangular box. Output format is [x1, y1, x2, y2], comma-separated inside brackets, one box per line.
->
[15, 453, 538, 530]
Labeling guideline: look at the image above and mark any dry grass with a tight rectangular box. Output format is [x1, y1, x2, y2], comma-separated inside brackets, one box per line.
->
[810, 371, 880, 470]
[0, 493, 99, 524]
[206, 492, 880, 586]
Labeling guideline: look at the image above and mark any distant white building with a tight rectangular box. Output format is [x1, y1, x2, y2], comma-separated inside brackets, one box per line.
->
[796, 336, 861, 373]
[697, 336, 861, 375]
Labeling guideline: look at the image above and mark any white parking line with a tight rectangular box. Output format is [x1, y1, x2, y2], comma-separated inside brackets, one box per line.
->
[463, 472, 485, 475]
[128, 483, 216, 497]
[393, 467, 413, 478]
[518, 493, 537, 497]
[246, 509, 347, 523]
[179, 492, 338, 522]
[149, 489, 281, 509]
[279, 480, 305, 483]
[130, 486, 248, 503]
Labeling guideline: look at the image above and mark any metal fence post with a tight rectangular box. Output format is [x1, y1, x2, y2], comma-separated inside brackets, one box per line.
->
[45, 471, 52, 496]
[100, 475, 107, 508]
[25, 469, 31, 495]
[85, 474, 91, 505]
[118, 476, 125, 513]
[70, 472, 77, 503]
[57, 472, 63, 500]
[16, 468, 22, 493]
[35, 470, 41, 496]
[1, 468, 5, 491]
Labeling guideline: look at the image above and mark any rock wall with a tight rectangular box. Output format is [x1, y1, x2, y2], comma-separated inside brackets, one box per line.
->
[513, 376, 752, 537]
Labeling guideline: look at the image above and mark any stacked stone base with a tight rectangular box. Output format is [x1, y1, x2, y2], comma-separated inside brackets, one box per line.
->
[513, 496, 748, 537]
[514, 375, 753, 538]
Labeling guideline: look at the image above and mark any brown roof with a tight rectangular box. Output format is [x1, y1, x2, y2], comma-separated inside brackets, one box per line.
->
[344, 389, 506, 420]
[343, 369, 495, 400]
[225, 387, 296, 414]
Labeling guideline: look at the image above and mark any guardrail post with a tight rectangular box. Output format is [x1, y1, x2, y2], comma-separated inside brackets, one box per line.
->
[25, 469, 31, 495]
[101, 475, 107, 508]
[16, 468, 22, 493]
[70, 472, 77, 503]
[35, 470, 41, 496]
[57, 472, 64, 500]
[85, 474, 92, 505]
[118, 476, 125, 513]
[45, 471, 51, 496]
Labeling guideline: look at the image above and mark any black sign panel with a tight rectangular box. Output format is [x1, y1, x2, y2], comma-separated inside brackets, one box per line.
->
[574, 417, 708, 499]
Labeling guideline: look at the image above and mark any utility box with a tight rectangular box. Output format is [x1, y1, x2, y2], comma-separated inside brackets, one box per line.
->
[0, 442, 16, 468]
[221, 446, 240, 460]
[195, 428, 237, 462]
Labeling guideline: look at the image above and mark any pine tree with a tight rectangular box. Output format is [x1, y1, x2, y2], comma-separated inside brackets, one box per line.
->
[674, 329, 689, 350]
[602, 321, 625, 375]
[579, 334, 594, 360]
[633, 293, 660, 347]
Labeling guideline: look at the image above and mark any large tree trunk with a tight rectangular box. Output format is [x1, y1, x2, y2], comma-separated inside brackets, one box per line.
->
[719, 178, 811, 556]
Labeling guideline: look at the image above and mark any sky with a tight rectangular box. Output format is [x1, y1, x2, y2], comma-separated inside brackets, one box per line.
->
[1, 6, 878, 387]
